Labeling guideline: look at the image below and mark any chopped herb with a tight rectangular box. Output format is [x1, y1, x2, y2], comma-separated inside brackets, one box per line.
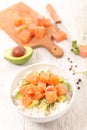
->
[75, 70, 87, 75]
[71, 40, 80, 55]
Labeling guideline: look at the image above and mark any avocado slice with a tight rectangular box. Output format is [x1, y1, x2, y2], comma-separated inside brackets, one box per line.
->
[57, 95, 67, 102]
[39, 99, 49, 111]
[4, 46, 33, 65]
[28, 100, 40, 108]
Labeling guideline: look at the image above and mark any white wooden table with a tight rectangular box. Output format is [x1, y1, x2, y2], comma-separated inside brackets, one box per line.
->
[0, 0, 87, 130]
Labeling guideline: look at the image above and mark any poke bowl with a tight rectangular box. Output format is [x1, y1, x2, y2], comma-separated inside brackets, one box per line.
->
[10, 63, 76, 123]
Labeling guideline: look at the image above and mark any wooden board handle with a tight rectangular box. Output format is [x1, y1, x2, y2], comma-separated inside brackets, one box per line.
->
[46, 4, 61, 23]
[43, 39, 64, 58]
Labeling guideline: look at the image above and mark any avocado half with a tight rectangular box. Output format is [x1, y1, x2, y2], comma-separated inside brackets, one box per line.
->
[4, 46, 33, 65]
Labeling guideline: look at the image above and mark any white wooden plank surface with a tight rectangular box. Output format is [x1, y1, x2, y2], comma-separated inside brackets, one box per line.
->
[0, 0, 87, 130]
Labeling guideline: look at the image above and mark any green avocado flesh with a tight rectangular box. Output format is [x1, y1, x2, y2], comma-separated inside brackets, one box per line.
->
[4, 46, 33, 65]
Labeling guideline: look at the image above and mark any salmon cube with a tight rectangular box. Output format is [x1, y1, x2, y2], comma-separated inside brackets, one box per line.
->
[45, 85, 57, 93]
[24, 18, 32, 26]
[35, 91, 45, 100]
[52, 30, 67, 42]
[36, 15, 45, 26]
[25, 72, 39, 85]
[14, 17, 25, 26]
[39, 72, 49, 83]
[56, 83, 67, 96]
[79, 45, 87, 58]
[18, 29, 32, 44]
[49, 73, 60, 85]
[35, 26, 46, 39]
[15, 24, 28, 33]
[22, 95, 32, 108]
[44, 18, 52, 27]
[28, 23, 36, 36]
[37, 81, 46, 93]
[45, 91, 57, 104]
[36, 15, 51, 27]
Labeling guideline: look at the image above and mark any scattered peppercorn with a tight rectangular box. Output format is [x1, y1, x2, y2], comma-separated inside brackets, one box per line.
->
[67, 57, 70, 61]
[67, 57, 78, 75]
[70, 61, 73, 63]
[69, 67, 72, 71]
[73, 73, 75, 75]
[76, 81, 79, 84]
[78, 78, 82, 82]
[67, 57, 82, 90]
[77, 86, 80, 90]
[76, 78, 82, 90]
[75, 65, 77, 67]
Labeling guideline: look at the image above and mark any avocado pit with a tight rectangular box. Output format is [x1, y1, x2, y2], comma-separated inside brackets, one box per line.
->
[12, 46, 26, 57]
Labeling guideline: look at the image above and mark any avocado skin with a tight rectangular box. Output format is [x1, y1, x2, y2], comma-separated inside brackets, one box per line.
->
[4, 46, 33, 65]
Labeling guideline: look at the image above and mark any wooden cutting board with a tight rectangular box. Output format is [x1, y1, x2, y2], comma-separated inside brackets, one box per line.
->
[0, 2, 64, 57]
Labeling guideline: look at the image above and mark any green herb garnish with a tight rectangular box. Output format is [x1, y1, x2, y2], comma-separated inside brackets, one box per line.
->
[71, 40, 80, 55]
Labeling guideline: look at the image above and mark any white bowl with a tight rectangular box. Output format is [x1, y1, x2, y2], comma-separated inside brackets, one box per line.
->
[10, 63, 76, 123]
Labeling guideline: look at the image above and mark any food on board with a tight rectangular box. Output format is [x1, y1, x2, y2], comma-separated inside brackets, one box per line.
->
[36, 15, 52, 27]
[18, 29, 32, 44]
[14, 15, 67, 44]
[14, 16, 51, 44]
[34, 26, 46, 39]
[0, 2, 65, 58]
[52, 30, 67, 42]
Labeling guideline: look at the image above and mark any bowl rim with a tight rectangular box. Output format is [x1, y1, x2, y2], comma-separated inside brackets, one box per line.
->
[10, 63, 76, 120]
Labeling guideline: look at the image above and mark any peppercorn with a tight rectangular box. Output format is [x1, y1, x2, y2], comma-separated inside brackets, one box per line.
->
[76, 81, 79, 84]
[78, 78, 82, 82]
[77, 86, 80, 90]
